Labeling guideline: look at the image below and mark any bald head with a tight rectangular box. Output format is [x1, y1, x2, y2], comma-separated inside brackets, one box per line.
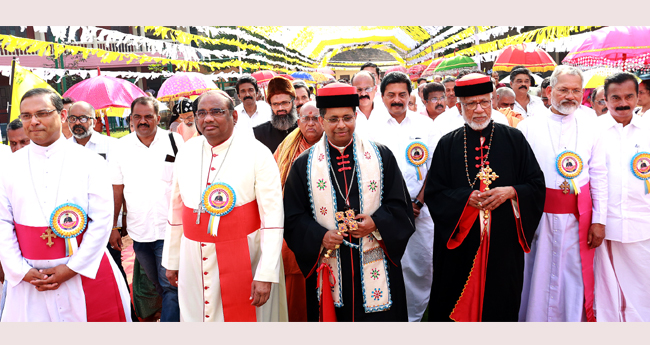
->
[70, 101, 96, 117]
[297, 101, 323, 145]
[68, 101, 97, 140]
[496, 87, 516, 110]
[299, 101, 319, 117]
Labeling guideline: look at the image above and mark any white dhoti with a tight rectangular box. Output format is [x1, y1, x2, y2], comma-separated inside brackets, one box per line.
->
[401, 206, 434, 322]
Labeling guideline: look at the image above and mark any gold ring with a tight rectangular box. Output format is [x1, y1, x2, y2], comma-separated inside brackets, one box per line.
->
[478, 202, 482, 207]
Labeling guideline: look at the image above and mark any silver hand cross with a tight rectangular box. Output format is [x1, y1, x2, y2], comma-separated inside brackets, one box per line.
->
[194, 205, 206, 224]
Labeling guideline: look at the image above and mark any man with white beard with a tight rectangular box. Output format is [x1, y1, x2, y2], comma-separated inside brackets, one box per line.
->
[253, 77, 299, 153]
[518, 65, 608, 322]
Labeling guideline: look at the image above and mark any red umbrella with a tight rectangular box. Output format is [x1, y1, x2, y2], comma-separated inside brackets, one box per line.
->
[386, 66, 407, 74]
[408, 64, 427, 81]
[421, 58, 445, 77]
[278, 74, 295, 80]
[493, 43, 557, 73]
[252, 70, 277, 84]
[317, 67, 335, 76]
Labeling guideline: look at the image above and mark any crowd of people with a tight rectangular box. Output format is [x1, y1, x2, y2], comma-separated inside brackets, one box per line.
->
[0, 60, 649, 322]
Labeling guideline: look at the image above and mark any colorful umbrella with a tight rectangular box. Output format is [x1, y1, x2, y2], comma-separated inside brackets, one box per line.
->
[63, 74, 147, 110]
[386, 66, 407, 74]
[581, 67, 641, 89]
[157, 72, 219, 102]
[434, 55, 477, 73]
[493, 43, 557, 73]
[290, 71, 315, 81]
[278, 74, 294, 80]
[408, 64, 427, 81]
[252, 70, 278, 88]
[421, 58, 445, 77]
[317, 67, 335, 76]
[310, 72, 330, 83]
[563, 26, 650, 72]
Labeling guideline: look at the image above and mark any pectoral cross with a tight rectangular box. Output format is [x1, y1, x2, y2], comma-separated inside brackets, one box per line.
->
[194, 205, 206, 225]
[40, 228, 57, 247]
[560, 180, 571, 194]
[477, 166, 499, 191]
[324, 209, 358, 258]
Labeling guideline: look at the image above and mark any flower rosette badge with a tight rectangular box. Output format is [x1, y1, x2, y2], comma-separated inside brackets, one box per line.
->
[405, 141, 428, 180]
[631, 152, 650, 194]
[556, 150, 583, 195]
[50, 203, 87, 257]
[202, 182, 236, 236]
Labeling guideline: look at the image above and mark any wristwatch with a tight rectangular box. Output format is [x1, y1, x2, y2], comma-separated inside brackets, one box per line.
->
[413, 199, 424, 209]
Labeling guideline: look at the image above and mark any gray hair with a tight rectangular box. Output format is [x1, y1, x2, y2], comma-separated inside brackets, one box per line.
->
[496, 87, 515, 98]
[550, 65, 584, 88]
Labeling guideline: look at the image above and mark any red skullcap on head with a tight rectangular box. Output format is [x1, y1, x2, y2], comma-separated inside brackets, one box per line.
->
[454, 73, 494, 97]
[316, 82, 359, 109]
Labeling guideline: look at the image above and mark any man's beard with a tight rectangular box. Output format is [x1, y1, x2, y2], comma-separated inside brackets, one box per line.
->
[551, 98, 579, 115]
[271, 105, 298, 131]
[72, 125, 93, 139]
[463, 113, 491, 131]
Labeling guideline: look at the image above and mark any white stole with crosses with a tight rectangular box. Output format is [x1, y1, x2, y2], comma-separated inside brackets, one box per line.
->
[307, 133, 392, 313]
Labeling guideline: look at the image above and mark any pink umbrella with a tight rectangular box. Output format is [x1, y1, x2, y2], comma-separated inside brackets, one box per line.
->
[278, 74, 295, 80]
[317, 67, 335, 76]
[421, 58, 445, 77]
[407, 64, 427, 81]
[386, 65, 407, 74]
[63, 73, 147, 137]
[563, 26, 650, 72]
[157, 72, 219, 102]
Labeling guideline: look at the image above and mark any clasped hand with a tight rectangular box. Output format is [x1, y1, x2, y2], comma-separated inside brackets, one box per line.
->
[469, 187, 516, 211]
[321, 214, 377, 250]
[24, 265, 77, 291]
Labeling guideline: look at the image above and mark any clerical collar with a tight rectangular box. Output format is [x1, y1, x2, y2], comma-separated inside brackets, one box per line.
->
[30, 135, 67, 156]
[328, 138, 352, 154]
[203, 132, 234, 154]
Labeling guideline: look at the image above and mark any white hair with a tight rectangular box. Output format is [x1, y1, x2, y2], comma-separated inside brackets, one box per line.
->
[550, 65, 584, 88]
[496, 87, 515, 98]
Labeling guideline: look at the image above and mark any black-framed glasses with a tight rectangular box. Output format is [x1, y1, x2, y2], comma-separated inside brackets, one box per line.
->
[19, 109, 57, 122]
[196, 108, 228, 119]
[68, 115, 93, 123]
[461, 100, 491, 110]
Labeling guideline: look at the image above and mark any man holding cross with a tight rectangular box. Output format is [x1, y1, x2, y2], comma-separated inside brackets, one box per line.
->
[424, 73, 545, 322]
[283, 83, 415, 321]
[162, 90, 287, 322]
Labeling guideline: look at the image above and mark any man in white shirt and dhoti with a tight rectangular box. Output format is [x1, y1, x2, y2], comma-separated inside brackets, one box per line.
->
[594, 72, 650, 322]
[0, 88, 131, 322]
[518, 66, 608, 322]
[163, 90, 287, 322]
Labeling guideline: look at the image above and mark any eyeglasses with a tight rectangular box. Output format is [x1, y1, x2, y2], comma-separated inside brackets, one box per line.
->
[595, 100, 607, 106]
[196, 108, 229, 119]
[512, 79, 531, 85]
[356, 86, 374, 94]
[427, 96, 446, 103]
[324, 116, 355, 124]
[555, 88, 583, 96]
[68, 115, 93, 123]
[461, 100, 491, 110]
[299, 115, 319, 123]
[19, 109, 57, 122]
[132, 114, 156, 121]
[271, 100, 293, 109]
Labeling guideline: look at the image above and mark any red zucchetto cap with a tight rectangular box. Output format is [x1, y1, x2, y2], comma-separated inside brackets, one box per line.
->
[316, 83, 359, 109]
[454, 73, 494, 97]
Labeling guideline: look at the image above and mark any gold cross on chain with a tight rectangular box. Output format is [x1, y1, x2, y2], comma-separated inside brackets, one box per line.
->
[477, 166, 499, 191]
[40, 228, 57, 247]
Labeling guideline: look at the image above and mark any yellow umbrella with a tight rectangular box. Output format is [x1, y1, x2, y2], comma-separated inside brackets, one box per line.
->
[583, 67, 640, 89]
[310, 72, 329, 83]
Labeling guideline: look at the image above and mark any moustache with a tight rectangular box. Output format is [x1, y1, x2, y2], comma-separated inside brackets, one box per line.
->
[519, 86, 528, 90]
[243, 96, 253, 101]
[601, 107, 608, 113]
[435, 105, 445, 110]
[72, 125, 87, 132]
[561, 100, 579, 106]
[138, 123, 150, 128]
[391, 103, 404, 107]
[359, 95, 370, 100]
[615, 106, 631, 111]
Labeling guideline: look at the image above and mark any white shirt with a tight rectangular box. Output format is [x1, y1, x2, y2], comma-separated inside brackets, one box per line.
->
[111, 129, 184, 242]
[596, 114, 650, 243]
[576, 104, 597, 120]
[235, 100, 272, 133]
[514, 94, 547, 118]
[355, 104, 390, 139]
[70, 131, 118, 163]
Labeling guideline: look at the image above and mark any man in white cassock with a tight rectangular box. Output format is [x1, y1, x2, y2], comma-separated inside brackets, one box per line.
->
[594, 72, 650, 322]
[0, 88, 130, 322]
[368, 71, 437, 322]
[163, 90, 287, 322]
[518, 66, 608, 322]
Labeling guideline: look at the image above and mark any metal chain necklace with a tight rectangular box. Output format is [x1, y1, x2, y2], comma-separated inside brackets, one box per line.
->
[329, 161, 357, 206]
[27, 147, 67, 225]
[464, 121, 495, 188]
[197, 134, 235, 206]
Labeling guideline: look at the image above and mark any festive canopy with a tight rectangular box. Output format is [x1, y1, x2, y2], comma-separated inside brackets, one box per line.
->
[434, 55, 477, 73]
[493, 43, 557, 73]
[563, 26, 650, 72]
[157, 72, 219, 102]
[62, 74, 147, 110]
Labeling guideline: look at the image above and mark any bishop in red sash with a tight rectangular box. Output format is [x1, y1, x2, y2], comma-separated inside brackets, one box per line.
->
[424, 74, 545, 321]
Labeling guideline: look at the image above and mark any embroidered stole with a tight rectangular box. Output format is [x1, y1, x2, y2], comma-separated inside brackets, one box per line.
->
[307, 134, 392, 313]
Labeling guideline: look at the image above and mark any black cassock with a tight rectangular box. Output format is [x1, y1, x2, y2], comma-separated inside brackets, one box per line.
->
[253, 121, 298, 153]
[283, 140, 415, 321]
[424, 121, 545, 322]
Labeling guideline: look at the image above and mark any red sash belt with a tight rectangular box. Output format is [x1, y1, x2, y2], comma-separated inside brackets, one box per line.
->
[14, 223, 86, 260]
[543, 183, 596, 322]
[182, 200, 261, 322]
[14, 223, 126, 322]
